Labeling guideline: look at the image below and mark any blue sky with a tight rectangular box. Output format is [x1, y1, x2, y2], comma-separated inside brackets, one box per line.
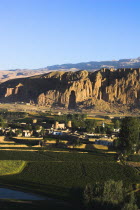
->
[0, 0, 140, 69]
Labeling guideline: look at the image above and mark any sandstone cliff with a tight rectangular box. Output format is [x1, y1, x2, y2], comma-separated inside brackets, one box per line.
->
[0, 68, 139, 111]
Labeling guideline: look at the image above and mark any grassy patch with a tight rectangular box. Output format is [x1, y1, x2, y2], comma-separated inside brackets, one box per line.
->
[0, 160, 26, 175]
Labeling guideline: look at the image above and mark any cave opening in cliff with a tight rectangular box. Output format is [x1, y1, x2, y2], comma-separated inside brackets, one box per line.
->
[68, 90, 76, 109]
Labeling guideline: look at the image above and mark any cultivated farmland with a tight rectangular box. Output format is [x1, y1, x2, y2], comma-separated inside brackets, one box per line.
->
[0, 149, 139, 204]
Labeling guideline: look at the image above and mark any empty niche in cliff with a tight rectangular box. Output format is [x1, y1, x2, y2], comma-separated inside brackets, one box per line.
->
[68, 90, 76, 109]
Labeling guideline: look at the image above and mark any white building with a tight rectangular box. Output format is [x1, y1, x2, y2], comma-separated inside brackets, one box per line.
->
[22, 130, 32, 137]
[52, 121, 65, 130]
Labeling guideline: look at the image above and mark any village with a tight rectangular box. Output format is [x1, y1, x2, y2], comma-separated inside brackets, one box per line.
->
[0, 110, 121, 150]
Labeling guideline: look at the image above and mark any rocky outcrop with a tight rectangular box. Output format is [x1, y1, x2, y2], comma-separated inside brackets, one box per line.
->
[0, 68, 139, 110]
[5, 83, 23, 97]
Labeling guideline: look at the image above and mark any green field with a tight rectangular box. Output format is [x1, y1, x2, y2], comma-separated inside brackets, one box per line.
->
[0, 149, 139, 206]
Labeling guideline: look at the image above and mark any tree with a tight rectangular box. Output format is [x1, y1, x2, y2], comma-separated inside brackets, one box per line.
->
[112, 119, 121, 129]
[72, 138, 82, 147]
[102, 180, 124, 205]
[95, 126, 101, 133]
[114, 120, 120, 129]
[83, 183, 94, 209]
[85, 120, 97, 133]
[34, 125, 41, 131]
[15, 129, 22, 137]
[121, 203, 138, 210]
[105, 124, 114, 134]
[25, 124, 32, 131]
[40, 127, 46, 137]
[0, 116, 7, 128]
[118, 117, 140, 154]
[121, 193, 138, 210]
[83, 180, 138, 210]
[72, 118, 85, 130]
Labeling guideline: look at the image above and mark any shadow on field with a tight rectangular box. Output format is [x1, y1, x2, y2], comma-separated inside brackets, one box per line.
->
[0, 199, 79, 210]
[0, 179, 83, 209]
[69, 186, 84, 209]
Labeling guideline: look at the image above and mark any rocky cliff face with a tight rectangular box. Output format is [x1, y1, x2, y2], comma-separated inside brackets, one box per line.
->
[0, 68, 139, 110]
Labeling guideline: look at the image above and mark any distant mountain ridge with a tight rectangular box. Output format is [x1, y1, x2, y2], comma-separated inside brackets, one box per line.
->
[46, 57, 140, 70]
[0, 57, 140, 83]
